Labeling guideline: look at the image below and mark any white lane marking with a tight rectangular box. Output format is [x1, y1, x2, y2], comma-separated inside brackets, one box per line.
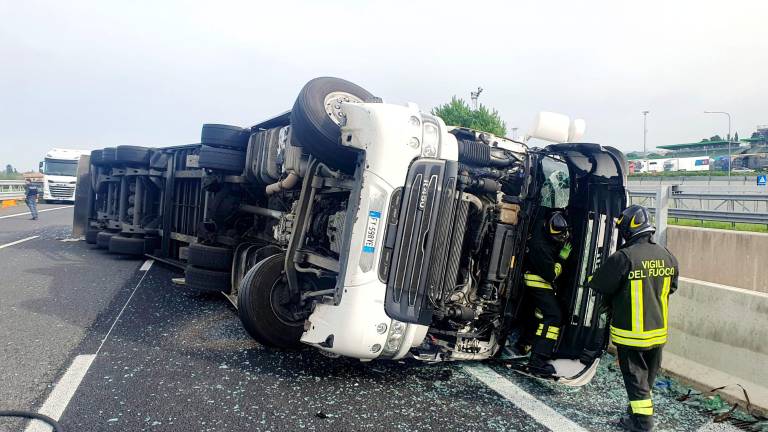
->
[462, 364, 588, 432]
[24, 355, 96, 432]
[95, 264, 152, 355]
[696, 421, 744, 432]
[0, 206, 72, 219]
[139, 259, 154, 272]
[0, 235, 39, 249]
[24, 262, 154, 430]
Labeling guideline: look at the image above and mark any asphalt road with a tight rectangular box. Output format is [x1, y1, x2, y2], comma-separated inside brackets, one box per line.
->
[0, 204, 739, 432]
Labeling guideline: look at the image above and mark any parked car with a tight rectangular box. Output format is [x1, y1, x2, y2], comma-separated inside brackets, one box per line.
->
[74, 77, 627, 386]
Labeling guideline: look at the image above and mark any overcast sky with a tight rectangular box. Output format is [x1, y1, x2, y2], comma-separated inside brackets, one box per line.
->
[1, 0, 766, 171]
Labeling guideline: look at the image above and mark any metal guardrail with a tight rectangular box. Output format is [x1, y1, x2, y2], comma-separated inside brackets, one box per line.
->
[0, 180, 26, 201]
[629, 189, 768, 226]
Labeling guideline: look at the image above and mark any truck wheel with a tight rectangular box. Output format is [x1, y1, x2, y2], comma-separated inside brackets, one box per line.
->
[102, 147, 117, 164]
[96, 231, 118, 249]
[198, 145, 246, 173]
[188, 243, 233, 271]
[115, 146, 151, 165]
[201, 124, 250, 150]
[238, 253, 303, 349]
[185, 265, 231, 293]
[85, 228, 101, 244]
[90, 150, 105, 166]
[108, 235, 146, 256]
[290, 77, 375, 173]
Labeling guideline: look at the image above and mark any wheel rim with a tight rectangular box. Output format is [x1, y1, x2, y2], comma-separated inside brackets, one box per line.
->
[268, 273, 302, 327]
[323, 91, 364, 125]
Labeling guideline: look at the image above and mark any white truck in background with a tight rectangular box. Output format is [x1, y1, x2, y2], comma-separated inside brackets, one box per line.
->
[39, 148, 91, 202]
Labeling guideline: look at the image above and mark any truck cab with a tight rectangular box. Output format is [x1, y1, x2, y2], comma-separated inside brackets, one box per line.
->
[40, 148, 90, 202]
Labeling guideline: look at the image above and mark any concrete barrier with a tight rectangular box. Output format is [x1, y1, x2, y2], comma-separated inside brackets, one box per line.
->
[666, 226, 768, 293]
[664, 277, 768, 412]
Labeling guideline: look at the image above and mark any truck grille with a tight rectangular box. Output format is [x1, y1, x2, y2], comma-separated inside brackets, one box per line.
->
[49, 184, 75, 199]
[384, 159, 461, 325]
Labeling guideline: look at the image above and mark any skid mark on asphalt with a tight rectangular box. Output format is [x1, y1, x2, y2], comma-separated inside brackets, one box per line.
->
[22, 259, 155, 431]
[0, 206, 72, 220]
[463, 364, 588, 432]
[0, 235, 39, 249]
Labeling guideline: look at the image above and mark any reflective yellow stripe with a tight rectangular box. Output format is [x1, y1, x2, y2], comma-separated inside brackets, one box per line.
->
[536, 323, 544, 336]
[525, 281, 553, 289]
[546, 332, 558, 340]
[610, 326, 666, 339]
[631, 279, 644, 332]
[611, 334, 667, 348]
[554, 263, 562, 278]
[661, 276, 671, 330]
[524, 274, 548, 283]
[630, 399, 654, 416]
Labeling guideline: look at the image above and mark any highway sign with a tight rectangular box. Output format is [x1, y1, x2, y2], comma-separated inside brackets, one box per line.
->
[758, 175, 767, 186]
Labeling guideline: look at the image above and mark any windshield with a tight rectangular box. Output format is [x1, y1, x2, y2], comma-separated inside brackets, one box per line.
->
[44, 159, 78, 177]
[540, 156, 570, 208]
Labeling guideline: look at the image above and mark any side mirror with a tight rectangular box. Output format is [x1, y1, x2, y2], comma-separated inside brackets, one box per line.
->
[38, 161, 44, 173]
[527, 112, 571, 143]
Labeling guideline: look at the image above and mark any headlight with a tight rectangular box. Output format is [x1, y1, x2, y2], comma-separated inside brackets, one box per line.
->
[380, 320, 407, 358]
[421, 116, 441, 158]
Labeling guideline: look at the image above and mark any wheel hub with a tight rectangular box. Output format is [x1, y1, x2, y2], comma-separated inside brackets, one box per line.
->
[323, 91, 364, 126]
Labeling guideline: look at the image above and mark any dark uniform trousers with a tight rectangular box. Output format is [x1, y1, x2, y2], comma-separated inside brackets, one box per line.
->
[523, 273, 561, 357]
[590, 234, 679, 431]
[617, 347, 662, 429]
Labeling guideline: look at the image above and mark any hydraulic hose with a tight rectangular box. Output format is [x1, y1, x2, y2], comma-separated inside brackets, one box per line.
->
[0, 410, 65, 432]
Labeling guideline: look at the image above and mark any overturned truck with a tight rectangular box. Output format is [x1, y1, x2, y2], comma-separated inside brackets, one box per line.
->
[75, 77, 627, 386]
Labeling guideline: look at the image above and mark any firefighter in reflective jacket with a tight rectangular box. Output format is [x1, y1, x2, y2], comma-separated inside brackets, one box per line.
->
[523, 211, 571, 375]
[590, 205, 679, 432]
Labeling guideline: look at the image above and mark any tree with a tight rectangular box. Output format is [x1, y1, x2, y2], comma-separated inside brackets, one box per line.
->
[734, 131, 739, 142]
[5, 164, 13, 175]
[432, 97, 507, 136]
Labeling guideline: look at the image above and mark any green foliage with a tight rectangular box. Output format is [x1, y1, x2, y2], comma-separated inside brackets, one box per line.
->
[432, 97, 507, 137]
[1, 164, 22, 180]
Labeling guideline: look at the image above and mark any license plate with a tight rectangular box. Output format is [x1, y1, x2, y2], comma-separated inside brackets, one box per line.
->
[362, 210, 381, 253]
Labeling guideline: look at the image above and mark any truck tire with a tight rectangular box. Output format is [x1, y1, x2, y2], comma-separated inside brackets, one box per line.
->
[90, 150, 105, 166]
[96, 231, 118, 249]
[290, 77, 375, 172]
[201, 124, 249, 150]
[198, 145, 245, 173]
[238, 253, 303, 349]
[85, 227, 100, 244]
[188, 243, 233, 271]
[115, 146, 151, 165]
[102, 147, 117, 164]
[185, 265, 231, 293]
[108, 235, 146, 256]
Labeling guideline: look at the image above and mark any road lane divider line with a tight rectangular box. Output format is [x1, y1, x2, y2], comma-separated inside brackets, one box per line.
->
[95, 262, 152, 355]
[0, 206, 72, 220]
[24, 354, 96, 432]
[24, 262, 155, 430]
[0, 235, 39, 249]
[462, 364, 588, 432]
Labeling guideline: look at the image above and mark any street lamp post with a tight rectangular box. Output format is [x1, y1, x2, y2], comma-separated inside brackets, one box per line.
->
[704, 111, 732, 182]
[642, 111, 650, 156]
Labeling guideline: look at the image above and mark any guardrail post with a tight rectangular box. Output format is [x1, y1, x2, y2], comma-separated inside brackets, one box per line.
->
[655, 185, 671, 246]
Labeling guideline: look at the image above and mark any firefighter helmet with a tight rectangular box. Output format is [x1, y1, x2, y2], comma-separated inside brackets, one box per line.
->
[547, 211, 570, 243]
[617, 205, 655, 241]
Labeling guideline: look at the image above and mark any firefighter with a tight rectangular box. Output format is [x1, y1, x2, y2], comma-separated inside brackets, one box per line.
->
[522, 210, 571, 375]
[589, 205, 679, 432]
